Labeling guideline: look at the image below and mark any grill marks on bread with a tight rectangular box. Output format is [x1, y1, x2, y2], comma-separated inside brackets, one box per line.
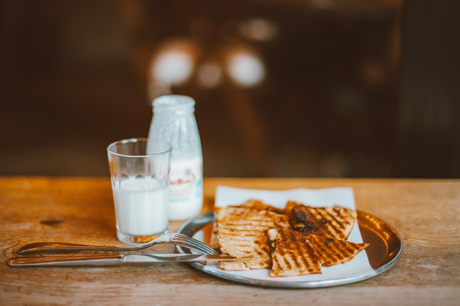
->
[214, 199, 369, 277]
[308, 235, 369, 267]
[237, 199, 284, 214]
[285, 201, 356, 241]
[215, 206, 278, 270]
[270, 215, 322, 277]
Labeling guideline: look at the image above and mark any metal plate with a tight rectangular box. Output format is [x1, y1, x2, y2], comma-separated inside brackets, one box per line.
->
[178, 211, 403, 288]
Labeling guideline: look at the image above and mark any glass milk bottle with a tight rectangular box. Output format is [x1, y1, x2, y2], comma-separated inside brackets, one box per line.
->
[148, 95, 203, 221]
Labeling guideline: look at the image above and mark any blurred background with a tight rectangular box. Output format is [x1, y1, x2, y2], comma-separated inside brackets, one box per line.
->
[1, 0, 459, 178]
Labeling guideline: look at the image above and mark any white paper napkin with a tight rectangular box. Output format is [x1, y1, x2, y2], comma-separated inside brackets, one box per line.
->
[203, 185, 376, 284]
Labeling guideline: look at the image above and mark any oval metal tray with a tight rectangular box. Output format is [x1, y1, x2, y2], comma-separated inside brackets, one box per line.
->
[178, 210, 403, 288]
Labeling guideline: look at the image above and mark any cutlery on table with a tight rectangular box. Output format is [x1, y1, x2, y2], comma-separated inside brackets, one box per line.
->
[16, 233, 218, 255]
[8, 253, 235, 267]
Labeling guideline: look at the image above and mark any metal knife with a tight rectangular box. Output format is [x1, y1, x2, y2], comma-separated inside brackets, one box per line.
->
[7, 253, 236, 267]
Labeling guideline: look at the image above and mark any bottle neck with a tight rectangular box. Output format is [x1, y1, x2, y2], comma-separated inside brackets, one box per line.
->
[153, 106, 195, 115]
[152, 95, 196, 115]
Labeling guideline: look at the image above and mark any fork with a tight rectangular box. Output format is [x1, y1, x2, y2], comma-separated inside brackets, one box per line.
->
[16, 233, 218, 255]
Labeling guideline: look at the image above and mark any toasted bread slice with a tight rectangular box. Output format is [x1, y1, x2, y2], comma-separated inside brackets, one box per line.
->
[269, 215, 322, 277]
[285, 201, 357, 240]
[215, 200, 368, 276]
[215, 206, 277, 270]
[234, 199, 284, 214]
[308, 234, 370, 267]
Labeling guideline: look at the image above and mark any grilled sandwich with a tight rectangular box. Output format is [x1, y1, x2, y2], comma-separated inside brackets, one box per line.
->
[269, 215, 322, 277]
[234, 199, 284, 214]
[214, 206, 278, 270]
[270, 201, 369, 276]
[284, 201, 356, 240]
[308, 234, 369, 267]
[214, 199, 369, 277]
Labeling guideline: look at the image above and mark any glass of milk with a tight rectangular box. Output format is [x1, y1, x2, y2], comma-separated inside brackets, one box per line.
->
[107, 138, 172, 245]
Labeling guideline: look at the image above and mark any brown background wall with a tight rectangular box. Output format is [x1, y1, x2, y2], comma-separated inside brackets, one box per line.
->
[0, 0, 458, 178]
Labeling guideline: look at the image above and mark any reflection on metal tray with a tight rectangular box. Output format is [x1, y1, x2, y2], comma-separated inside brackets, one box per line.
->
[177, 211, 403, 288]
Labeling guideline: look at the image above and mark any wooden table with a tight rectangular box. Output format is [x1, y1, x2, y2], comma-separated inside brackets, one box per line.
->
[1, 177, 459, 305]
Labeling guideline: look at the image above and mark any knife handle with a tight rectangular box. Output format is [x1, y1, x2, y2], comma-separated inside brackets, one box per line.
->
[16, 242, 135, 254]
[7, 255, 124, 267]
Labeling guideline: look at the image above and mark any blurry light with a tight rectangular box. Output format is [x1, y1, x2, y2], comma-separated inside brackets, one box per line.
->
[153, 51, 193, 85]
[239, 18, 278, 42]
[197, 62, 222, 89]
[227, 51, 265, 87]
[149, 39, 200, 87]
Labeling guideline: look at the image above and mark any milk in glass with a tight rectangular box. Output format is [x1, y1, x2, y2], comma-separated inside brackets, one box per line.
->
[113, 178, 168, 236]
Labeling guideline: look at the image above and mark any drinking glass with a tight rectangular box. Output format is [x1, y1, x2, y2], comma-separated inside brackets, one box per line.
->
[107, 138, 172, 244]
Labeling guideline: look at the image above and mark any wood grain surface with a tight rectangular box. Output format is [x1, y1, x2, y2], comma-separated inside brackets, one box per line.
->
[1, 177, 459, 305]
